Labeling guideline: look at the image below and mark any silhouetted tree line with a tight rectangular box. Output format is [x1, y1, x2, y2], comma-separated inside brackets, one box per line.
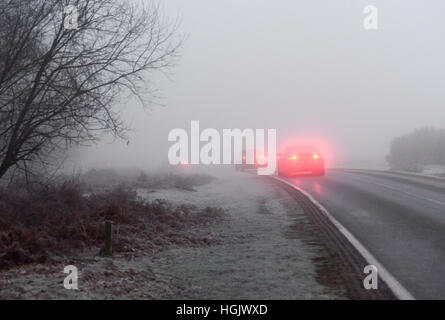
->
[387, 127, 445, 171]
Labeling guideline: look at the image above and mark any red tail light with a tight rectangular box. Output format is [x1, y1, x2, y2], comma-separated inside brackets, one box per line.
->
[287, 155, 298, 160]
[313, 154, 322, 159]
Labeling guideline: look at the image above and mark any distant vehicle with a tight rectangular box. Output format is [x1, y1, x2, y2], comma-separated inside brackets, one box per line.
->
[235, 149, 268, 171]
[277, 145, 325, 176]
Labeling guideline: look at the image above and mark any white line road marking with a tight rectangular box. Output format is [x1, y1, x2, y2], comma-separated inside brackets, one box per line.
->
[272, 176, 415, 300]
[340, 170, 445, 206]
[359, 179, 445, 207]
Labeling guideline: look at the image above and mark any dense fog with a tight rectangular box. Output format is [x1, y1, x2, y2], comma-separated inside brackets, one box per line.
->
[76, 0, 445, 171]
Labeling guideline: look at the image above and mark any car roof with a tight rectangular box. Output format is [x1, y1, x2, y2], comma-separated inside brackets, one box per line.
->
[286, 145, 319, 153]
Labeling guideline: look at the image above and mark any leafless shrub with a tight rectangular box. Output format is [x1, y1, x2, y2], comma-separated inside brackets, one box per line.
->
[0, 183, 225, 270]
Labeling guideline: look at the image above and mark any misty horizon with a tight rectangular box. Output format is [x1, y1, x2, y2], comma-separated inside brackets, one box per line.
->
[71, 0, 445, 171]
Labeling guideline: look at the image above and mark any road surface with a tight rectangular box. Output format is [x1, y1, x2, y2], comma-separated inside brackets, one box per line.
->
[281, 169, 445, 299]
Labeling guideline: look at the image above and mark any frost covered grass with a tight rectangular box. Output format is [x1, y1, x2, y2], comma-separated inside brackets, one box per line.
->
[134, 172, 215, 192]
[144, 172, 350, 299]
[0, 172, 351, 299]
[0, 179, 224, 271]
[78, 168, 215, 192]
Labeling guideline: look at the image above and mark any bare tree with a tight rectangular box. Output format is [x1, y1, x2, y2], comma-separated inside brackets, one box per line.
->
[0, 0, 181, 180]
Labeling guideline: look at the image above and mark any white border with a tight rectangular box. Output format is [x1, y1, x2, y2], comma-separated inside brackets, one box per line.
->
[272, 176, 415, 300]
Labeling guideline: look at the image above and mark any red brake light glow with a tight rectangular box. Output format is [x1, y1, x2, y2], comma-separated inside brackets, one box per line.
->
[287, 155, 298, 160]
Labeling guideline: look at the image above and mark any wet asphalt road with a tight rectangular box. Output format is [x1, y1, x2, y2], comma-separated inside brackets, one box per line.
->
[283, 169, 445, 299]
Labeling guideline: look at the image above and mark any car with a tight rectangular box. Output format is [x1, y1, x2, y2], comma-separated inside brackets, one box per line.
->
[235, 148, 268, 171]
[277, 145, 325, 176]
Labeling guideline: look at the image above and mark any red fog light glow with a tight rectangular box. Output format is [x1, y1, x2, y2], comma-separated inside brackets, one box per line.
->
[279, 137, 333, 168]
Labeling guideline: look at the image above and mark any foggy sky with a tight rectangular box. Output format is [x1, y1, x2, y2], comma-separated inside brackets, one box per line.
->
[78, 0, 445, 170]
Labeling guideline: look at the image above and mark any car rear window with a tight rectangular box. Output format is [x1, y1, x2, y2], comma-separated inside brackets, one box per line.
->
[286, 146, 318, 154]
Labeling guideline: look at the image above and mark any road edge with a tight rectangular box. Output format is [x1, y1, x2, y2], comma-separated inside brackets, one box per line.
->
[271, 176, 415, 300]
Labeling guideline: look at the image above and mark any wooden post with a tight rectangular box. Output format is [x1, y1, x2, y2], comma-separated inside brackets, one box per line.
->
[99, 221, 113, 256]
